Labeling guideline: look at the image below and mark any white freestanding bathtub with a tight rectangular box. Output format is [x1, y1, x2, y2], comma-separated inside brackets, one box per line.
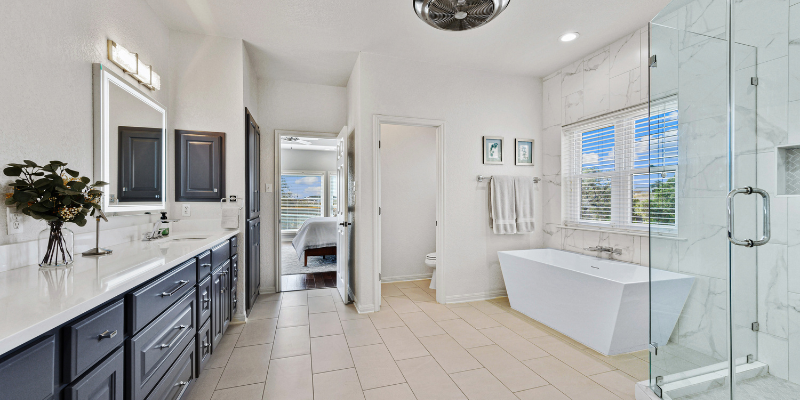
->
[498, 249, 694, 356]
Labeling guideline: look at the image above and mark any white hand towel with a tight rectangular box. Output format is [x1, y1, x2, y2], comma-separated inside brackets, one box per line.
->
[221, 207, 239, 229]
[489, 176, 517, 234]
[514, 176, 535, 233]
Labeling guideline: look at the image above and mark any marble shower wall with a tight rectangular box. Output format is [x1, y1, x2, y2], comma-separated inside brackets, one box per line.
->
[541, 26, 650, 264]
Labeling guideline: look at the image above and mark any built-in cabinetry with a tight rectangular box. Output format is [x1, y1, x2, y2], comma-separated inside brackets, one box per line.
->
[0, 235, 239, 400]
[245, 108, 261, 314]
[175, 130, 226, 202]
[246, 218, 261, 312]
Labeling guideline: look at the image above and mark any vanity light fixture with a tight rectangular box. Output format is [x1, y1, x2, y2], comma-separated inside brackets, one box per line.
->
[560, 32, 580, 42]
[107, 40, 138, 73]
[106, 39, 160, 91]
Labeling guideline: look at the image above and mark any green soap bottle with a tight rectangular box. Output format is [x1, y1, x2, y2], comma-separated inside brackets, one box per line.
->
[160, 212, 170, 236]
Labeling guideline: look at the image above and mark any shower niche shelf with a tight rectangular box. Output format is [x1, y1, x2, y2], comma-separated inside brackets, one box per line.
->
[776, 144, 800, 197]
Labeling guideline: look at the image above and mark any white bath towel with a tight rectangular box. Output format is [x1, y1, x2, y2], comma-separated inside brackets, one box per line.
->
[221, 207, 239, 229]
[514, 176, 535, 233]
[489, 176, 517, 234]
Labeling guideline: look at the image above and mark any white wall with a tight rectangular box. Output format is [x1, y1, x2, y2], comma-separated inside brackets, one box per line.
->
[350, 52, 543, 309]
[281, 149, 337, 172]
[243, 43, 259, 122]
[258, 80, 348, 292]
[380, 124, 437, 282]
[0, 0, 169, 246]
[541, 27, 651, 265]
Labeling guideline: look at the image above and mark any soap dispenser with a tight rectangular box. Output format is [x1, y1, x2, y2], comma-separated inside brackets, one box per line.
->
[159, 212, 171, 236]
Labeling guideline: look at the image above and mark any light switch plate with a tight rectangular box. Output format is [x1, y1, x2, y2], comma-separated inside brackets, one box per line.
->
[6, 208, 23, 234]
[265, 183, 273, 193]
[182, 204, 191, 217]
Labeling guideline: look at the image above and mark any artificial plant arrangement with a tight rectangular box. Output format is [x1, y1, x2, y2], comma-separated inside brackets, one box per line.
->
[4, 160, 107, 267]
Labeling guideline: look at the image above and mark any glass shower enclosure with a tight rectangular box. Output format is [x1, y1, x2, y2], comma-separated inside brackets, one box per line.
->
[647, 0, 800, 398]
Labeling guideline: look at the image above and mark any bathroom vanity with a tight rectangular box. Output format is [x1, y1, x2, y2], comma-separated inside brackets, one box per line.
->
[0, 231, 239, 400]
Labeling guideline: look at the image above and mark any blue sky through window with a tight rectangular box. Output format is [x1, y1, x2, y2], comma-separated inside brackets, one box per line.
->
[581, 126, 615, 172]
[282, 175, 323, 199]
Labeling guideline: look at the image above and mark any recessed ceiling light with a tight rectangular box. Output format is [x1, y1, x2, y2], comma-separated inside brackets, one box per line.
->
[560, 32, 579, 42]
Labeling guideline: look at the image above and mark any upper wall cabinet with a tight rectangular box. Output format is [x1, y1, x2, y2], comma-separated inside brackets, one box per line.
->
[175, 130, 226, 202]
[93, 64, 167, 213]
[245, 108, 261, 219]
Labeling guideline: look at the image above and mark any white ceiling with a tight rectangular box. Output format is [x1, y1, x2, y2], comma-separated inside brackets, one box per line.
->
[145, 0, 670, 87]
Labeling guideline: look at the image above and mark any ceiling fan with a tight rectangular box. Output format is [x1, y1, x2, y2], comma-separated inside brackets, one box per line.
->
[282, 137, 318, 145]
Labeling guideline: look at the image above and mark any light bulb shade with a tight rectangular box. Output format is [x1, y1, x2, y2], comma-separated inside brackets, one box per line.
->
[147, 71, 161, 91]
[414, 0, 511, 31]
[559, 32, 579, 42]
[107, 40, 138, 73]
[132, 60, 151, 85]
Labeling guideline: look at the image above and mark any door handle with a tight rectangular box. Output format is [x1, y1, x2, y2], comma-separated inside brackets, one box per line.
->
[727, 186, 770, 247]
[338, 222, 351, 227]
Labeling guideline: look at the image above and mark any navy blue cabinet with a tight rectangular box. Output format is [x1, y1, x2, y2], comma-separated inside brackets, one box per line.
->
[0, 335, 56, 400]
[64, 347, 124, 400]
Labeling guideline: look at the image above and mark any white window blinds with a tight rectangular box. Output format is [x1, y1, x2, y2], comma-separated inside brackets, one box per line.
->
[562, 100, 677, 232]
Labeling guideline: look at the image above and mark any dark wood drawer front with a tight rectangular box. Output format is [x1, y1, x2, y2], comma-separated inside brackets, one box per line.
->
[197, 276, 212, 326]
[64, 347, 123, 400]
[146, 339, 195, 400]
[196, 320, 212, 374]
[0, 335, 56, 400]
[130, 289, 196, 400]
[229, 236, 237, 255]
[129, 259, 197, 334]
[211, 241, 230, 270]
[64, 299, 125, 381]
[196, 251, 212, 282]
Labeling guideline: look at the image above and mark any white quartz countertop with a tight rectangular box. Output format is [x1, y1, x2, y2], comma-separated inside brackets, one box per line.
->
[0, 230, 239, 357]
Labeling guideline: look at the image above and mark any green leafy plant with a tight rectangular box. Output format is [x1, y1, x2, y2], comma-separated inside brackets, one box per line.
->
[4, 160, 107, 227]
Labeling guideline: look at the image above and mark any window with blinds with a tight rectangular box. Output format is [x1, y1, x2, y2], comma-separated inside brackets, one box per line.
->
[562, 101, 677, 232]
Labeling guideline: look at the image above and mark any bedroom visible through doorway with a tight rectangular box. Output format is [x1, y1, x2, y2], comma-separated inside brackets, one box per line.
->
[279, 133, 339, 291]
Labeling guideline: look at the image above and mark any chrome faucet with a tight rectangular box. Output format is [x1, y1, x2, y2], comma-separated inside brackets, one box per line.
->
[584, 246, 622, 256]
[143, 219, 180, 241]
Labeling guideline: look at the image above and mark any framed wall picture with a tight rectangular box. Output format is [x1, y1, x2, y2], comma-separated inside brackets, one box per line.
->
[515, 138, 534, 166]
[483, 136, 504, 165]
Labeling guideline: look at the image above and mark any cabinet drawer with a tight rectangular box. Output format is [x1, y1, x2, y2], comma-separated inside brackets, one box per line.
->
[197, 276, 212, 326]
[211, 241, 230, 270]
[196, 320, 212, 374]
[0, 335, 56, 400]
[129, 289, 196, 400]
[196, 250, 212, 282]
[145, 338, 195, 400]
[229, 236, 237, 255]
[129, 259, 197, 334]
[64, 347, 123, 400]
[64, 299, 125, 381]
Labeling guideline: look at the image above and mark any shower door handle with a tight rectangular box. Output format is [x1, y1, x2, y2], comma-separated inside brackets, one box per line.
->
[726, 187, 770, 247]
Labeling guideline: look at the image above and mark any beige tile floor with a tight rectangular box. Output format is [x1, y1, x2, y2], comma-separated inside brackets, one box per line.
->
[186, 280, 649, 400]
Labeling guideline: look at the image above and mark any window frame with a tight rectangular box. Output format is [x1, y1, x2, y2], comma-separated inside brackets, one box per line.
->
[562, 102, 678, 234]
[280, 170, 327, 233]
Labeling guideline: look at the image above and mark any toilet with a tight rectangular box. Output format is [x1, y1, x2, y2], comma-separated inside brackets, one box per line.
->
[425, 252, 437, 289]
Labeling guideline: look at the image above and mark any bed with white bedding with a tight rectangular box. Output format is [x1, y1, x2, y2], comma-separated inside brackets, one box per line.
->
[291, 217, 338, 266]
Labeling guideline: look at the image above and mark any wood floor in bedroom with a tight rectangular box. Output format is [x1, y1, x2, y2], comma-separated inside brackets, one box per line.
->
[185, 279, 647, 400]
[281, 272, 337, 291]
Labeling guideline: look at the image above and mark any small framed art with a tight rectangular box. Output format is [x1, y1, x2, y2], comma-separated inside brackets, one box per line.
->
[515, 138, 534, 166]
[483, 136, 504, 165]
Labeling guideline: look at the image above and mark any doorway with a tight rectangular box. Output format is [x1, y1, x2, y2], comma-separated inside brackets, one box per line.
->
[374, 116, 445, 308]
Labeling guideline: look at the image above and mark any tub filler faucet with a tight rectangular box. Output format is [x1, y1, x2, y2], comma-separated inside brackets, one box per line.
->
[585, 246, 622, 257]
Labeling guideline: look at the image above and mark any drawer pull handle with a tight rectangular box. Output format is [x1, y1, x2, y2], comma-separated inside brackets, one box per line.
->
[174, 380, 191, 399]
[161, 280, 190, 297]
[98, 330, 118, 340]
[202, 295, 210, 308]
[202, 340, 210, 350]
[157, 324, 188, 349]
[201, 263, 211, 268]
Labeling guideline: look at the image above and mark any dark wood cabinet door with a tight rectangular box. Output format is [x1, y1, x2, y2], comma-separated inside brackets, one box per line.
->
[245, 109, 261, 219]
[118, 127, 163, 202]
[211, 268, 224, 350]
[64, 347, 124, 400]
[176, 130, 225, 202]
[246, 218, 261, 312]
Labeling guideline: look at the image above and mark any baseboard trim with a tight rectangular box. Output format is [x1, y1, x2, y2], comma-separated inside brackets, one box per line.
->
[445, 289, 507, 304]
[381, 273, 433, 283]
[260, 287, 277, 295]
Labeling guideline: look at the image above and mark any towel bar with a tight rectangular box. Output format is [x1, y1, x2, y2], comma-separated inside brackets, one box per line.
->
[477, 175, 541, 183]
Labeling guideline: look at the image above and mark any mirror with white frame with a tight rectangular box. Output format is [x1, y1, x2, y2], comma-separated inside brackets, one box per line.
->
[93, 63, 167, 213]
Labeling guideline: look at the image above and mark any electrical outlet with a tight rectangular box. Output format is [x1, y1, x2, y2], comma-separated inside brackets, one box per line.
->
[181, 204, 191, 217]
[265, 183, 273, 193]
[6, 208, 23, 235]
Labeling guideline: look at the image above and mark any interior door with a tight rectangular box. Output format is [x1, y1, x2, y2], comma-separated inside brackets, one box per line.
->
[336, 126, 350, 303]
[247, 217, 261, 311]
[246, 109, 261, 220]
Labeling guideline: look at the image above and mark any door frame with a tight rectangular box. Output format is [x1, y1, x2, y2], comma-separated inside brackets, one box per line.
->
[273, 129, 340, 293]
[373, 115, 446, 307]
